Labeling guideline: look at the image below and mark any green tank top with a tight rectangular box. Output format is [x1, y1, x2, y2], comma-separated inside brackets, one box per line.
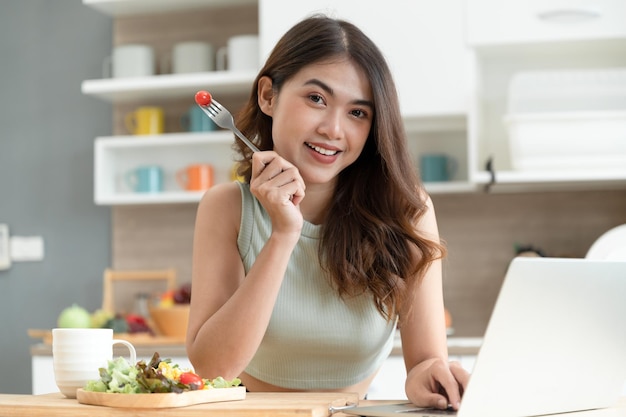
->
[237, 182, 397, 389]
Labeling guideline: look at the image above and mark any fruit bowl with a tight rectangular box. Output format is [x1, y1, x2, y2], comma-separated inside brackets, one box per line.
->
[149, 305, 190, 339]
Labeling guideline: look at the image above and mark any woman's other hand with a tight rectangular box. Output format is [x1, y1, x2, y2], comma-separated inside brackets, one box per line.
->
[405, 359, 469, 410]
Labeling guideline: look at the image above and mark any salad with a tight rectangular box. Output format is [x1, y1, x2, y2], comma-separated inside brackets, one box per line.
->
[85, 352, 241, 394]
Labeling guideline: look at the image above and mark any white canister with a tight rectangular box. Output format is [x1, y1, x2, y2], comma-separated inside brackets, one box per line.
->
[106, 44, 155, 78]
[172, 41, 215, 74]
[217, 34, 259, 72]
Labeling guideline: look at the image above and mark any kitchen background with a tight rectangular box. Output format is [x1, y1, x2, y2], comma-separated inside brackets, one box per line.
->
[1, 0, 625, 395]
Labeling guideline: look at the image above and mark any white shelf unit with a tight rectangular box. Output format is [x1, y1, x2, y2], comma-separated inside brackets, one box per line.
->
[83, 0, 256, 16]
[468, 41, 626, 189]
[83, 0, 259, 205]
[466, 0, 626, 189]
[94, 132, 238, 205]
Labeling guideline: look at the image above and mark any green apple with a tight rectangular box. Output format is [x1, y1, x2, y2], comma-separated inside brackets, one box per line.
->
[57, 304, 92, 328]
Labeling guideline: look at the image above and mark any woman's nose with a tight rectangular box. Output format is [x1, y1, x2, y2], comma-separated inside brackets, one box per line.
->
[318, 110, 344, 140]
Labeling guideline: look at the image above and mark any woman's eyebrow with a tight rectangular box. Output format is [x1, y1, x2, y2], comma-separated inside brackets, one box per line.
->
[304, 78, 374, 109]
[304, 78, 334, 95]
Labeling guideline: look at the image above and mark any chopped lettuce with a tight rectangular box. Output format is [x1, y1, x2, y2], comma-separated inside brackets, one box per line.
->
[83, 352, 241, 394]
[209, 376, 241, 388]
[85, 356, 142, 393]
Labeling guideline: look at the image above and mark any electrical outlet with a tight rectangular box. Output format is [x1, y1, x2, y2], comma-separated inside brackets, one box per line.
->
[10, 236, 44, 261]
[0, 224, 10, 270]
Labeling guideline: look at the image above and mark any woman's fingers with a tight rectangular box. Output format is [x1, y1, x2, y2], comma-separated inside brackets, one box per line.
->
[408, 360, 469, 410]
[450, 361, 470, 394]
[434, 361, 469, 410]
[251, 152, 305, 205]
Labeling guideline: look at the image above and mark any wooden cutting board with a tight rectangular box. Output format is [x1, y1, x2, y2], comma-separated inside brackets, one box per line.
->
[76, 386, 246, 408]
[0, 392, 360, 417]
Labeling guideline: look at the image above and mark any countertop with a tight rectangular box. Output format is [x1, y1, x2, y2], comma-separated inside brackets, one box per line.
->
[0, 392, 358, 417]
[31, 333, 483, 358]
[0, 392, 624, 417]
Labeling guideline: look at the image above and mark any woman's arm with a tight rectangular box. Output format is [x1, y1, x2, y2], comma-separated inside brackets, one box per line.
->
[186, 152, 305, 380]
[401, 196, 469, 409]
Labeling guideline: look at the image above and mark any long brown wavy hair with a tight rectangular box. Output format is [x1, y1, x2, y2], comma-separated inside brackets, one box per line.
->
[233, 15, 445, 321]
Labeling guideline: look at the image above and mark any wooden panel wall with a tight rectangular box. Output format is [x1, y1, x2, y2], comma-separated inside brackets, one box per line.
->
[113, 190, 626, 336]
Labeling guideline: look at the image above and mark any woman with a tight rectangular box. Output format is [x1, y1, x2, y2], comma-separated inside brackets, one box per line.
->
[186, 15, 468, 409]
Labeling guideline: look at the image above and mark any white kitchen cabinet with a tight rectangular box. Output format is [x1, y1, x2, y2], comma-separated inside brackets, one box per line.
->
[259, 0, 471, 119]
[465, 0, 626, 189]
[467, 0, 626, 46]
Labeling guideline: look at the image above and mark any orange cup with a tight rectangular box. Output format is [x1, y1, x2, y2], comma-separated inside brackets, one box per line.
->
[176, 164, 214, 191]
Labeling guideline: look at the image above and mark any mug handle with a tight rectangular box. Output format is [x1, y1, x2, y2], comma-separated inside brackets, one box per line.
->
[176, 169, 188, 190]
[124, 112, 137, 135]
[112, 339, 137, 365]
[180, 113, 190, 132]
[160, 53, 171, 75]
[216, 46, 228, 71]
[447, 157, 459, 179]
[125, 171, 137, 191]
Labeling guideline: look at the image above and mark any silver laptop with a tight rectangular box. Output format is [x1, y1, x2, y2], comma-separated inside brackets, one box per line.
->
[345, 257, 626, 417]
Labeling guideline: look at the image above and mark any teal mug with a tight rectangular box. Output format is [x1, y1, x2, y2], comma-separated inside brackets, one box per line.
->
[125, 165, 164, 193]
[181, 105, 216, 133]
[419, 154, 457, 182]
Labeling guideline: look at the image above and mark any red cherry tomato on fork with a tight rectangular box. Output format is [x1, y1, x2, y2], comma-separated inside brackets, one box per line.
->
[195, 90, 212, 106]
[179, 372, 205, 390]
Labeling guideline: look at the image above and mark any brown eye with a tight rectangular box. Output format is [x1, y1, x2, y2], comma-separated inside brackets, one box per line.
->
[351, 109, 368, 119]
[309, 94, 324, 104]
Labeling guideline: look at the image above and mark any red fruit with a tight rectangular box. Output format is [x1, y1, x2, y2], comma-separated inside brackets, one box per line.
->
[195, 90, 211, 106]
[174, 282, 192, 304]
[179, 372, 204, 390]
[125, 314, 151, 334]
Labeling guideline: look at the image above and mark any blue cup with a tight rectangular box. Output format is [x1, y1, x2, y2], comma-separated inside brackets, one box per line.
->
[419, 154, 457, 182]
[125, 165, 164, 193]
[181, 105, 216, 133]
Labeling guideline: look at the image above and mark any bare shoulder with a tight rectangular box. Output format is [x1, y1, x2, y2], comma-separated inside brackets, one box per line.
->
[199, 181, 242, 206]
[196, 182, 243, 231]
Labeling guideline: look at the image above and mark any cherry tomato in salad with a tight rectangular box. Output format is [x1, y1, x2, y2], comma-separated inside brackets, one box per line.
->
[179, 372, 205, 390]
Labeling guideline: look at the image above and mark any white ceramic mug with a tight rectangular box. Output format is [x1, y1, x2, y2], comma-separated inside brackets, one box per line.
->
[104, 44, 155, 78]
[172, 41, 215, 74]
[217, 34, 259, 72]
[52, 328, 136, 398]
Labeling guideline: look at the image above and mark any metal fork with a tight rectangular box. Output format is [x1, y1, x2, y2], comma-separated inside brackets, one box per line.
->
[197, 98, 260, 153]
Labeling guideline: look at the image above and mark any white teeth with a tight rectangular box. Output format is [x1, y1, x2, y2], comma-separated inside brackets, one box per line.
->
[306, 143, 338, 156]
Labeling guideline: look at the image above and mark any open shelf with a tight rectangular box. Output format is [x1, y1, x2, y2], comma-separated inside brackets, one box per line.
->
[94, 132, 239, 205]
[82, 71, 256, 103]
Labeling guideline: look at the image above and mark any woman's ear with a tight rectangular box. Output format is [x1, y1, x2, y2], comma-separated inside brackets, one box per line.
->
[257, 76, 275, 116]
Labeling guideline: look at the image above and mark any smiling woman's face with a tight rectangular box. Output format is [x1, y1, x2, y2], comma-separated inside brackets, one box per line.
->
[258, 57, 374, 187]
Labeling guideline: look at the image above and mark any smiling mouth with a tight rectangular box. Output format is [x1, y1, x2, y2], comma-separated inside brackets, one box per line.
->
[305, 142, 339, 156]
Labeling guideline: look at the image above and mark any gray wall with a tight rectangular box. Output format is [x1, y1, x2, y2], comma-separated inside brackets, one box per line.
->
[0, 1, 112, 394]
